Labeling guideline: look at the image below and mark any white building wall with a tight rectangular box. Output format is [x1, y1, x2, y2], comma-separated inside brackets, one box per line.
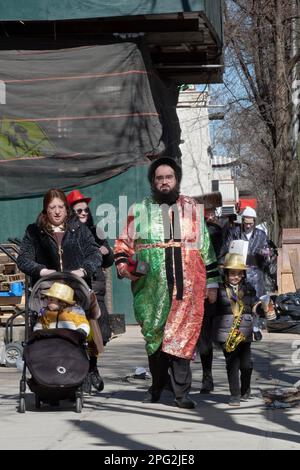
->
[177, 89, 212, 197]
[211, 156, 239, 206]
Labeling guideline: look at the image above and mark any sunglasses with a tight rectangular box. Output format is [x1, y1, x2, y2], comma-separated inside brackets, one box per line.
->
[74, 207, 89, 215]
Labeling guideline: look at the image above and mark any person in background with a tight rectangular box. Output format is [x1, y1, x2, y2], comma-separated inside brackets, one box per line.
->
[67, 189, 114, 392]
[194, 192, 223, 394]
[222, 206, 270, 298]
[213, 253, 263, 406]
[34, 282, 90, 337]
[114, 157, 220, 409]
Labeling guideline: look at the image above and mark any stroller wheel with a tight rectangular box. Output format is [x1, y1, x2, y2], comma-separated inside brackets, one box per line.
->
[5, 342, 23, 368]
[75, 396, 82, 413]
[19, 397, 26, 413]
[35, 395, 41, 409]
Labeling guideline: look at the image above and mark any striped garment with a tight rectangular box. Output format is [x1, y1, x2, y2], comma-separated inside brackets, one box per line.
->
[34, 305, 90, 336]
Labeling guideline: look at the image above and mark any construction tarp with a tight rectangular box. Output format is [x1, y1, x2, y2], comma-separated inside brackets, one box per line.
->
[0, 41, 180, 199]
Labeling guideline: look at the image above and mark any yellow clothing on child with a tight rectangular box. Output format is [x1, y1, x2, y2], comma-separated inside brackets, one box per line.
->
[34, 305, 90, 336]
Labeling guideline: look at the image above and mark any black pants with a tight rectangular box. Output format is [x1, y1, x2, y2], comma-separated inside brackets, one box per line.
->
[97, 298, 112, 345]
[222, 342, 253, 396]
[148, 349, 192, 400]
[197, 300, 216, 373]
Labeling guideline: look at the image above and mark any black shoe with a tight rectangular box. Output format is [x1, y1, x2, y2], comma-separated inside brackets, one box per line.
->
[200, 372, 214, 394]
[90, 367, 104, 392]
[143, 391, 160, 403]
[241, 391, 251, 400]
[200, 383, 214, 394]
[148, 379, 173, 395]
[174, 395, 197, 409]
[228, 396, 240, 406]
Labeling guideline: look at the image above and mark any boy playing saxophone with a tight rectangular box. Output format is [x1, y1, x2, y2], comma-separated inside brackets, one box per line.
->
[213, 253, 263, 406]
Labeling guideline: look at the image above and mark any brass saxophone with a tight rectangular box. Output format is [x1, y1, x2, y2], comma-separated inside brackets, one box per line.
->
[225, 290, 246, 353]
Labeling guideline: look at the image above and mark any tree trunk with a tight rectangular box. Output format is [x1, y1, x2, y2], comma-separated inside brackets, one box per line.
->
[222, 0, 300, 243]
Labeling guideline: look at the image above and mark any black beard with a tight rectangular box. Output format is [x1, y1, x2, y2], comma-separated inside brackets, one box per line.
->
[151, 184, 180, 205]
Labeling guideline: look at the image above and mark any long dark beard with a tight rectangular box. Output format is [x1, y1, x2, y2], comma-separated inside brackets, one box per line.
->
[151, 183, 180, 205]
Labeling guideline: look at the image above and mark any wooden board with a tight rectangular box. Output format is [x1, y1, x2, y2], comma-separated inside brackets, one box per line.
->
[277, 230, 300, 293]
[277, 247, 295, 293]
[289, 249, 300, 289]
[0, 273, 24, 282]
[0, 254, 11, 264]
[282, 228, 300, 244]
[0, 313, 16, 325]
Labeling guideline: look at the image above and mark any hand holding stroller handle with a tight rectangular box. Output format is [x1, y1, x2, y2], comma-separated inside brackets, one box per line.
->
[71, 268, 85, 278]
[40, 268, 56, 276]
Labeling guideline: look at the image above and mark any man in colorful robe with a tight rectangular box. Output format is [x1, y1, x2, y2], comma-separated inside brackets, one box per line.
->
[114, 157, 220, 408]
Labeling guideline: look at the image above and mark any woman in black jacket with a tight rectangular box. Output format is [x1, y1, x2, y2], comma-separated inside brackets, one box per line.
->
[67, 189, 114, 392]
[17, 188, 102, 286]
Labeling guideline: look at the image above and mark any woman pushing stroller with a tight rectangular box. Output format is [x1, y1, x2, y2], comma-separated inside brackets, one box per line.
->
[17, 188, 102, 286]
[17, 188, 103, 381]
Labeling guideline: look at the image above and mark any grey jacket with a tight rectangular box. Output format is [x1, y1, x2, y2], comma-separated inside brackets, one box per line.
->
[213, 282, 257, 343]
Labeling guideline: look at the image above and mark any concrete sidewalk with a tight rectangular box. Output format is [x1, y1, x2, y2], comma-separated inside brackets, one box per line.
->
[0, 326, 299, 450]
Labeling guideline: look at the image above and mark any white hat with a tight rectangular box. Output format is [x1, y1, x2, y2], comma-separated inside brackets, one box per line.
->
[242, 206, 257, 218]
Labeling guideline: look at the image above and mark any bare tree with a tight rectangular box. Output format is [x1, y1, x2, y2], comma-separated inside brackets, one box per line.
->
[213, 105, 275, 227]
[213, 0, 300, 243]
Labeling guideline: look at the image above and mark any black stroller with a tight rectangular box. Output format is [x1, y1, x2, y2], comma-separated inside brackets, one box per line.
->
[19, 272, 91, 413]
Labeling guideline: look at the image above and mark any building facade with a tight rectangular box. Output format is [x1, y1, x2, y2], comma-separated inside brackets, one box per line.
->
[178, 88, 212, 196]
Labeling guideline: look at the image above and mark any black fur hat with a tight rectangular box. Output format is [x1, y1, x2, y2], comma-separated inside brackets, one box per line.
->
[194, 191, 223, 209]
[148, 157, 182, 184]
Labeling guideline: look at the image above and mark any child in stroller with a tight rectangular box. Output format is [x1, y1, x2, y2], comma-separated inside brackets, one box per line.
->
[19, 272, 99, 413]
[33, 281, 90, 337]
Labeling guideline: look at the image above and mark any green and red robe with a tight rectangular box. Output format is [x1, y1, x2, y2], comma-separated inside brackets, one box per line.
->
[114, 195, 220, 359]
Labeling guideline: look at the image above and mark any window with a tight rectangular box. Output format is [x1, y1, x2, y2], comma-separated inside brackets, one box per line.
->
[212, 180, 219, 191]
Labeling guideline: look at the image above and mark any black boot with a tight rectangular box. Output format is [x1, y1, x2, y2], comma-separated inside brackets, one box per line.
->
[89, 356, 104, 392]
[90, 367, 104, 391]
[200, 350, 214, 394]
[143, 390, 161, 403]
[240, 368, 252, 400]
[174, 395, 197, 409]
[200, 370, 214, 394]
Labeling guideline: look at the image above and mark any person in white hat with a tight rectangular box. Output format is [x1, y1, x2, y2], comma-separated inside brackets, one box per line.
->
[241, 206, 257, 219]
[222, 206, 270, 298]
